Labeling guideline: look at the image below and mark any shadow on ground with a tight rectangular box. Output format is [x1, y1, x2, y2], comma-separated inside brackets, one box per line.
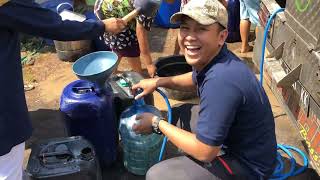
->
[26, 109, 67, 149]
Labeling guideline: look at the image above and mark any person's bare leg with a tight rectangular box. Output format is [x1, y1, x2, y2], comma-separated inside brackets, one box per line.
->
[128, 57, 143, 75]
[255, 26, 259, 40]
[174, 38, 181, 55]
[113, 54, 122, 74]
[240, 19, 253, 53]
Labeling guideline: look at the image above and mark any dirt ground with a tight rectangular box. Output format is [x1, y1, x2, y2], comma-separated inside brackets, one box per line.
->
[22, 27, 320, 179]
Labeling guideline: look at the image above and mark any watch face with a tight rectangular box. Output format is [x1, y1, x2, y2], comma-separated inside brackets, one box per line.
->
[152, 116, 162, 134]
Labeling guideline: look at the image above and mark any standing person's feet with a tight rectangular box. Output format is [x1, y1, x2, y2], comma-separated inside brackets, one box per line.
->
[113, 69, 123, 75]
[240, 45, 253, 53]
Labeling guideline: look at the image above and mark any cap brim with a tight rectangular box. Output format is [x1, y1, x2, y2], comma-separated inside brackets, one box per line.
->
[170, 12, 185, 24]
[170, 12, 217, 26]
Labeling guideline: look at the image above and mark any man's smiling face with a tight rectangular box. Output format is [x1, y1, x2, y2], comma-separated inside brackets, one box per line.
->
[178, 16, 228, 71]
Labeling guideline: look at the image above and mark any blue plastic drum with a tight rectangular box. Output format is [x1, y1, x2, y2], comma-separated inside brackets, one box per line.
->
[37, 0, 74, 45]
[154, 0, 181, 28]
[38, 0, 73, 13]
[60, 80, 117, 167]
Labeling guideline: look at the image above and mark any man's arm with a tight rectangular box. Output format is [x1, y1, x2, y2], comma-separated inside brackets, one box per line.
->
[0, 1, 124, 40]
[132, 72, 195, 99]
[133, 112, 221, 162]
[159, 120, 221, 162]
[134, 76, 242, 162]
[157, 72, 195, 90]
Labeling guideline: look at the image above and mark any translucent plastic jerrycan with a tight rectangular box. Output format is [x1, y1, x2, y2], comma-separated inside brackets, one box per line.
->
[119, 98, 164, 175]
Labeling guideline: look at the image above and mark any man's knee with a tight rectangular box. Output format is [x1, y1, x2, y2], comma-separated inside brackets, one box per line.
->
[146, 157, 189, 180]
[146, 162, 166, 180]
[146, 156, 216, 180]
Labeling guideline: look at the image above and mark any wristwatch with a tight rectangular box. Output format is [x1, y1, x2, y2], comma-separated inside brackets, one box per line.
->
[152, 116, 164, 134]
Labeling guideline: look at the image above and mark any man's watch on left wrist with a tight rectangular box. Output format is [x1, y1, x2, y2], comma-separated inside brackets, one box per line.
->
[152, 116, 164, 135]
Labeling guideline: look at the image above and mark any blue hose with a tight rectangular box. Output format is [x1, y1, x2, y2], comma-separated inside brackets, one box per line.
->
[270, 144, 309, 180]
[156, 88, 172, 162]
[271, 144, 297, 180]
[259, 8, 309, 179]
[285, 145, 308, 176]
[259, 8, 285, 86]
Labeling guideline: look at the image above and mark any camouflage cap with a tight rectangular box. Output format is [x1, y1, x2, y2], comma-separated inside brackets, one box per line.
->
[0, 0, 9, 6]
[170, 0, 228, 28]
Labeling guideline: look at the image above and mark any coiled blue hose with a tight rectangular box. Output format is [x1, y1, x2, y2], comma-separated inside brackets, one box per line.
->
[156, 88, 172, 162]
[270, 144, 309, 180]
[259, 8, 309, 179]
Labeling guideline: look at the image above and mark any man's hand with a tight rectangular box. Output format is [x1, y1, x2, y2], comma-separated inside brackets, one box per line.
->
[103, 18, 126, 34]
[146, 64, 157, 78]
[132, 113, 156, 134]
[132, 78, 158, 99]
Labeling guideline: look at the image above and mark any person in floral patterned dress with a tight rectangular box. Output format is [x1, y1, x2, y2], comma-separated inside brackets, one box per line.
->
[94, 0, 157, 77]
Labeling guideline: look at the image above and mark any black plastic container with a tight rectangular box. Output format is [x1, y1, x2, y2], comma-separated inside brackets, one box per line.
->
[155, 55, 197, 100]
[26, 136, 101, 180]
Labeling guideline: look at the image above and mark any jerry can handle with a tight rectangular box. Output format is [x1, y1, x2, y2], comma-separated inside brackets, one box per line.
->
[72, 86, 94, 94]
[39, 151, 73, 165]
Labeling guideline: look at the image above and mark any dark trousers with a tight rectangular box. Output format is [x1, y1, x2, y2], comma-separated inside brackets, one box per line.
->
[146, 103, 259, 180]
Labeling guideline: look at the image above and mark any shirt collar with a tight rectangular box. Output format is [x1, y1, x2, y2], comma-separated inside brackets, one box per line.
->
[194, 44, 228, 78]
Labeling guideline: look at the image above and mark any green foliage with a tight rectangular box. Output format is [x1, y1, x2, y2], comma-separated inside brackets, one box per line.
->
[101, 0, 136, 30]
[20, 35, 44, 65]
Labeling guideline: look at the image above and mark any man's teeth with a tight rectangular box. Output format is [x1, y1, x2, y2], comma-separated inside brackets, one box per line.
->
[186, 45, 200, 50]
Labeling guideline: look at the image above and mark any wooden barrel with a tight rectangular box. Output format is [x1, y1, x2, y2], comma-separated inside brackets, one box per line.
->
[54, 40, 92, 62]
